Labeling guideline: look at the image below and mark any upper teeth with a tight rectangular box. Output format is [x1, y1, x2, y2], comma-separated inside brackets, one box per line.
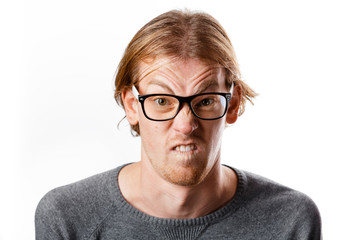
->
[176, 144, 196, 152]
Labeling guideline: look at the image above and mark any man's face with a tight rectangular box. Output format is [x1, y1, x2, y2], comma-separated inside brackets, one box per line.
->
[127, 58, 232, 186]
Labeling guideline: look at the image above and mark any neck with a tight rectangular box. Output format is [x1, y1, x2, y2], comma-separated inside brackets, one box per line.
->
[119, 161, 237, 219]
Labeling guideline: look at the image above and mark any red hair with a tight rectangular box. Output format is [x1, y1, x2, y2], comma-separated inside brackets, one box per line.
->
[114, 9, 256, 135]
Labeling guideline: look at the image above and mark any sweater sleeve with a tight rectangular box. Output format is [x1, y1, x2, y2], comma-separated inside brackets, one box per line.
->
[290, 193, 322, 240]
[305, 200, 322, 240]
[243, 171, 322, 240]
[35, 216, 63, 240]
[34, 189, 73, 240]
[34, 168, 120, 239]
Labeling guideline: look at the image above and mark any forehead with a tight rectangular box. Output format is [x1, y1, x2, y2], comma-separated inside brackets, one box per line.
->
[136, 57, 226, 92]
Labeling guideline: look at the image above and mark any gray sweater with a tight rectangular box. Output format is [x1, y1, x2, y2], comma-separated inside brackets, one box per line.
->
[35, 165, 321, 239]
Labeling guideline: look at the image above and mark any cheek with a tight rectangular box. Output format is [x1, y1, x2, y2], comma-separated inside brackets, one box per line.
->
[201, 119, 225, 152]
[203, 119, 225, 138]
[138, 116, 167, 149]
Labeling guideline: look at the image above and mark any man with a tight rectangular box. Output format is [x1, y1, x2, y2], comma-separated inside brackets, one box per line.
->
[35, 10, 322, 239]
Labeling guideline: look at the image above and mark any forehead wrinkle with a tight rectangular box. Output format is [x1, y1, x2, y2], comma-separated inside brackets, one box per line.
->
[187, 66, 220, 83]
[195, 78, 220, 94]
[157, 66, 222, 95]
[140, 66, 179, 94]
[161, 64, 184, 83]
[155, 66, 181, 88]
[145, 79, 174, 94]
[136, 58, 173, 84]
[189, 66, 224, 94]
[137, 59, 225, 96]
[136, 65, 160, 85]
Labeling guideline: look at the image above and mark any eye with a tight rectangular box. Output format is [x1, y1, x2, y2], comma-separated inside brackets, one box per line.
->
[199, 98, 214, 106]
[155, 98, 168, 106]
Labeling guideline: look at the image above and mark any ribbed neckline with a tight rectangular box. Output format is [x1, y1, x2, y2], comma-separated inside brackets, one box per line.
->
[109, 164, 247, 227]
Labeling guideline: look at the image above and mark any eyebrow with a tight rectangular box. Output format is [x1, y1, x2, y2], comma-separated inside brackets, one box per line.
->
[194, 79, 220, 94]
[144, 78, 220, 96]
[145, 79, 175, 94]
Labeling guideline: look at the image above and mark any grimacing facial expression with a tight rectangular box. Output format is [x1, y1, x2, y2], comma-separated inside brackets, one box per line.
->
[123, 58, 238, 186]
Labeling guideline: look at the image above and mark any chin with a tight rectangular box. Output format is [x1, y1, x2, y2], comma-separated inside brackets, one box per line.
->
[161, 165, 207, 187]
[150, 152, 209, 186]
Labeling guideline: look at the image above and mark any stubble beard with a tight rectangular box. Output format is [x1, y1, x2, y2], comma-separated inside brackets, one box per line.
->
[153, 150, 208, 187]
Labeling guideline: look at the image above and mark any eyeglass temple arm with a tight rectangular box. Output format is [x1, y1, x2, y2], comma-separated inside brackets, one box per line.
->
[132, 85, 140, 99]
[229, 82, 234, 97]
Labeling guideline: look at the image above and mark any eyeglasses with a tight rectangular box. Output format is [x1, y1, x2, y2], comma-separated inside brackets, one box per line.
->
[132, 84, 233, 121]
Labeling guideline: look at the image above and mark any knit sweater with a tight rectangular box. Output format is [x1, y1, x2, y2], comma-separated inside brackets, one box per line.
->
[35, 165, 321, 239]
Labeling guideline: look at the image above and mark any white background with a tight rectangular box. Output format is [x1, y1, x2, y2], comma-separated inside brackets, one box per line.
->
[1, 0, 359, 239]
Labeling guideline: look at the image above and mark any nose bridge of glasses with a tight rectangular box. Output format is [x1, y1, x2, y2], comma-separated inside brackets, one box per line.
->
[176, 95, 197, 116]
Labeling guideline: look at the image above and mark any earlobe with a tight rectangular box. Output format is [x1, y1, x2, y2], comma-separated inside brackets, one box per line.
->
[226, 85, 241, 124]
[121, 89, 139, 125]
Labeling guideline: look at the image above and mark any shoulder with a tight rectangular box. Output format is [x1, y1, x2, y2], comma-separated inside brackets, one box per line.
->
[242, 171, 320, 212]
[236, 170, 322, 237]
[35, 166, 122, 238]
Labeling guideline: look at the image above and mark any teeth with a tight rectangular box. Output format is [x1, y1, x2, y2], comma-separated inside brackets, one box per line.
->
[175, 144, 196, 152]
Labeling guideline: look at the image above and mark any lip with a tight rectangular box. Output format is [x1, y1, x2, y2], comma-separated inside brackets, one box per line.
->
[171, 142, 199, 152]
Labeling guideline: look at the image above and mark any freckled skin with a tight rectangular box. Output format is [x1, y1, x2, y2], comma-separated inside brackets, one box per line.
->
[136, 58, 228, 186]
[121, 57, 241, 218]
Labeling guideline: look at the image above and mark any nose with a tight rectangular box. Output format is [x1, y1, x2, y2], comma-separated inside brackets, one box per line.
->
[172, 103, 198, 135]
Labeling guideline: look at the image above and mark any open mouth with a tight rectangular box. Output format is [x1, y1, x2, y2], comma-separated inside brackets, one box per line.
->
[174, 144, 197, 152]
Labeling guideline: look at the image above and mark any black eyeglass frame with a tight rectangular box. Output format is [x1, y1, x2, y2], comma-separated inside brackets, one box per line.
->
[135, 90, 232, 121]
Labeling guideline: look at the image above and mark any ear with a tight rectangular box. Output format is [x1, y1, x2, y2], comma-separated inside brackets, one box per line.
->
[226, 85, 241, 124]
[121, 88, 139, 125]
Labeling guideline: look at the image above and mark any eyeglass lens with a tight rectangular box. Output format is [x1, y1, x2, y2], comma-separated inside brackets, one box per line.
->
[143, 94, 227, 120]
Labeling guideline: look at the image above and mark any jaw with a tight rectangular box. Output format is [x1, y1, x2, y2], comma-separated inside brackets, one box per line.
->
[141, 140, 223, 187]
[138, 113, 226, 187]
[148, 149, 207, 186]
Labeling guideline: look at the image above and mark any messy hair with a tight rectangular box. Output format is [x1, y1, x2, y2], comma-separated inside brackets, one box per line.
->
[114, 9, 256, 135]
